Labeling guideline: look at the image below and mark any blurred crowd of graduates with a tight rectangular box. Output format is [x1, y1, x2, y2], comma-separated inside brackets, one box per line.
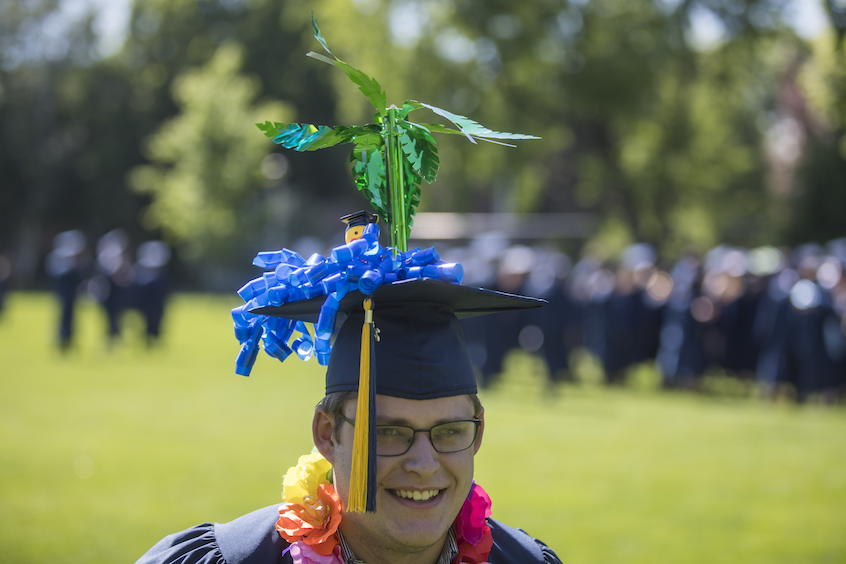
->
[5, 225, 846, 404]
[41, 228, 171, 351]
[451, 236, 846, 403]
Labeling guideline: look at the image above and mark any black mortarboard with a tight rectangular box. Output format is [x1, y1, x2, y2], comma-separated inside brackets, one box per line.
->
[252, 278, 544, 399]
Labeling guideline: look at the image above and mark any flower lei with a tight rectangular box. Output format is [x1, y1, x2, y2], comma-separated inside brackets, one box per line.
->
[276, 453, 493, 564]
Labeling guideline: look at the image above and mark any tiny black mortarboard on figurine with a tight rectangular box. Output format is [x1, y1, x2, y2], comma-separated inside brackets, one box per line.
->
[233, 15, 542, 515]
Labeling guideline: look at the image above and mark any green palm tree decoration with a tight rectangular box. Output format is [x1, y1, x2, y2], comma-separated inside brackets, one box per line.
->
[257, 14, 539, 252]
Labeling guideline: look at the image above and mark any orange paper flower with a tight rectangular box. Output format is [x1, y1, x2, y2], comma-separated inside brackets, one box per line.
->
[276, 483, 343, 556]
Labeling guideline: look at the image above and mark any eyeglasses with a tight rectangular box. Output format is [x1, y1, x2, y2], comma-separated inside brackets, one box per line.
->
[337, 413, 482, 457]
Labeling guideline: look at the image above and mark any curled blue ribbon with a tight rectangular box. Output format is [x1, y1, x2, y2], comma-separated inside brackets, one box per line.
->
[232, 223, 464, 375]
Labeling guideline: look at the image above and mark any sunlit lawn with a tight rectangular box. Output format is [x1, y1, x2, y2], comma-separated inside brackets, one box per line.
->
[1, 292, 845, 563]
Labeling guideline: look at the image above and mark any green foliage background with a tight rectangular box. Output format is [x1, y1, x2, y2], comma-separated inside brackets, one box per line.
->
[2, 0, 846, 283]
[1, 293, 845, 563]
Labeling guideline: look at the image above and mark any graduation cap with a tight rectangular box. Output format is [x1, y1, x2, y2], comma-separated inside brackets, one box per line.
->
[255, 277, 544, 398]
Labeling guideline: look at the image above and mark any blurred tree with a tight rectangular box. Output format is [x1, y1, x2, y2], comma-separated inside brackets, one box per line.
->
[120, 0, 360, 234]
[298, 0, 800, 257]
[128, 42, 291, 263]
[790, 32, 846, 245]
[2, 0, 844, 288]
[0, 0, 150, 282]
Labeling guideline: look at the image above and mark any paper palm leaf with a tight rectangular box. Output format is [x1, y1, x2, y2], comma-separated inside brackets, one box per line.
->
[404, 161, 422, 231]
[415, 102, 540, 144]
[258, 14, 538, 250]
[307, 15, 387, 118]
[352, 149, 388, 220]
[398, 123, 439, 184]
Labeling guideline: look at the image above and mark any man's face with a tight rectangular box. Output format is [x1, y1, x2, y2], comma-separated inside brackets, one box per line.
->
[320, 394, 483, 559]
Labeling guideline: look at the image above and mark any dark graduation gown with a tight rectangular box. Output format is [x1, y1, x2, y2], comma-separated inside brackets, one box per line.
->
[135, 505, 562, 564]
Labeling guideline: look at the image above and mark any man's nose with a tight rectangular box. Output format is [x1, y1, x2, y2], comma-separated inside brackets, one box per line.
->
[401, 432, 439, 476]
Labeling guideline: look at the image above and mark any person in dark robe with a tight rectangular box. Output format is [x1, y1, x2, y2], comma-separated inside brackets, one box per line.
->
[580, 263, 615, 373]
[528, 249, 580, 385]
[754, 266, 797, 397]
[134, 241, 171, 346]
[602, 244, 663, 384]
[45, 230, 88, 352]
[785, 254, 841, 402]
[479, 245, 535, 387]
[656, 253, 707, 389]
[600, 244, 661, 386]
[720, 273, 763, 380]
[135, 222, 561, 564]
[93, 229, 134, 347]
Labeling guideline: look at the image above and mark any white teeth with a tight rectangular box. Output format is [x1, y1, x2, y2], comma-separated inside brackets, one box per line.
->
[394, 489, 440, 501]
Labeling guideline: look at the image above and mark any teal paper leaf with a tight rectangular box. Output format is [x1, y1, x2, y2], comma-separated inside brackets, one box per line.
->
[266, 123, 373, 151]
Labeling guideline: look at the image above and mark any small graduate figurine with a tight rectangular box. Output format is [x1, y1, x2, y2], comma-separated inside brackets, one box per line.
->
[340, 210, 379, 244]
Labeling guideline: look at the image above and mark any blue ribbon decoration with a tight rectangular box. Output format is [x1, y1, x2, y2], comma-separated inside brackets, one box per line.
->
[232, 223, 464, 375]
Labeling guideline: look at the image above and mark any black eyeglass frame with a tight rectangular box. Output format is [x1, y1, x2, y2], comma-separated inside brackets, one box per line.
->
[336, 413, 482, 457]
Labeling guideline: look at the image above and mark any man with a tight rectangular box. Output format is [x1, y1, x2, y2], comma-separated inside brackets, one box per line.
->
[136, 279, 562, 564]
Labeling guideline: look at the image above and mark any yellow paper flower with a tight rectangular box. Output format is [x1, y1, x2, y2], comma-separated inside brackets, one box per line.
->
[282, 452, 333, 504]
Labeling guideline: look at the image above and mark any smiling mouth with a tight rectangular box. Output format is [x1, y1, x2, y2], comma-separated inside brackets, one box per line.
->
[390, 489, 442, 502]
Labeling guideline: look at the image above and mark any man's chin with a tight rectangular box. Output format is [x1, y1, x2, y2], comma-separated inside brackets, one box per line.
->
[380, 494, 455, 548]
[343, 515, 449, 558]
[382, 523, 449, 554]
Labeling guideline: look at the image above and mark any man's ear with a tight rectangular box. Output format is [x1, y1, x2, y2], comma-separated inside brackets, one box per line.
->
[313, 409, 337, 465]
[472, 408, 485, 455]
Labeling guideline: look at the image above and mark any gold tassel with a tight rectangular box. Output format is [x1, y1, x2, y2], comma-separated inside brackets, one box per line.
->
[348, 297, 373, 513]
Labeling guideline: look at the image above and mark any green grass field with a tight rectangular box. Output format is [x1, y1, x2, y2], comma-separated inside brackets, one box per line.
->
[1, 292, 845, 563]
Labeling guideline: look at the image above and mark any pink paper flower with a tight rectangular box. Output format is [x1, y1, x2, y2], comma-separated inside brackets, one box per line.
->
[452, 483, 493, 564]
[288, 541, 344, 564]
[455, 531, 493, 564]
[453, 483, 492, 545]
